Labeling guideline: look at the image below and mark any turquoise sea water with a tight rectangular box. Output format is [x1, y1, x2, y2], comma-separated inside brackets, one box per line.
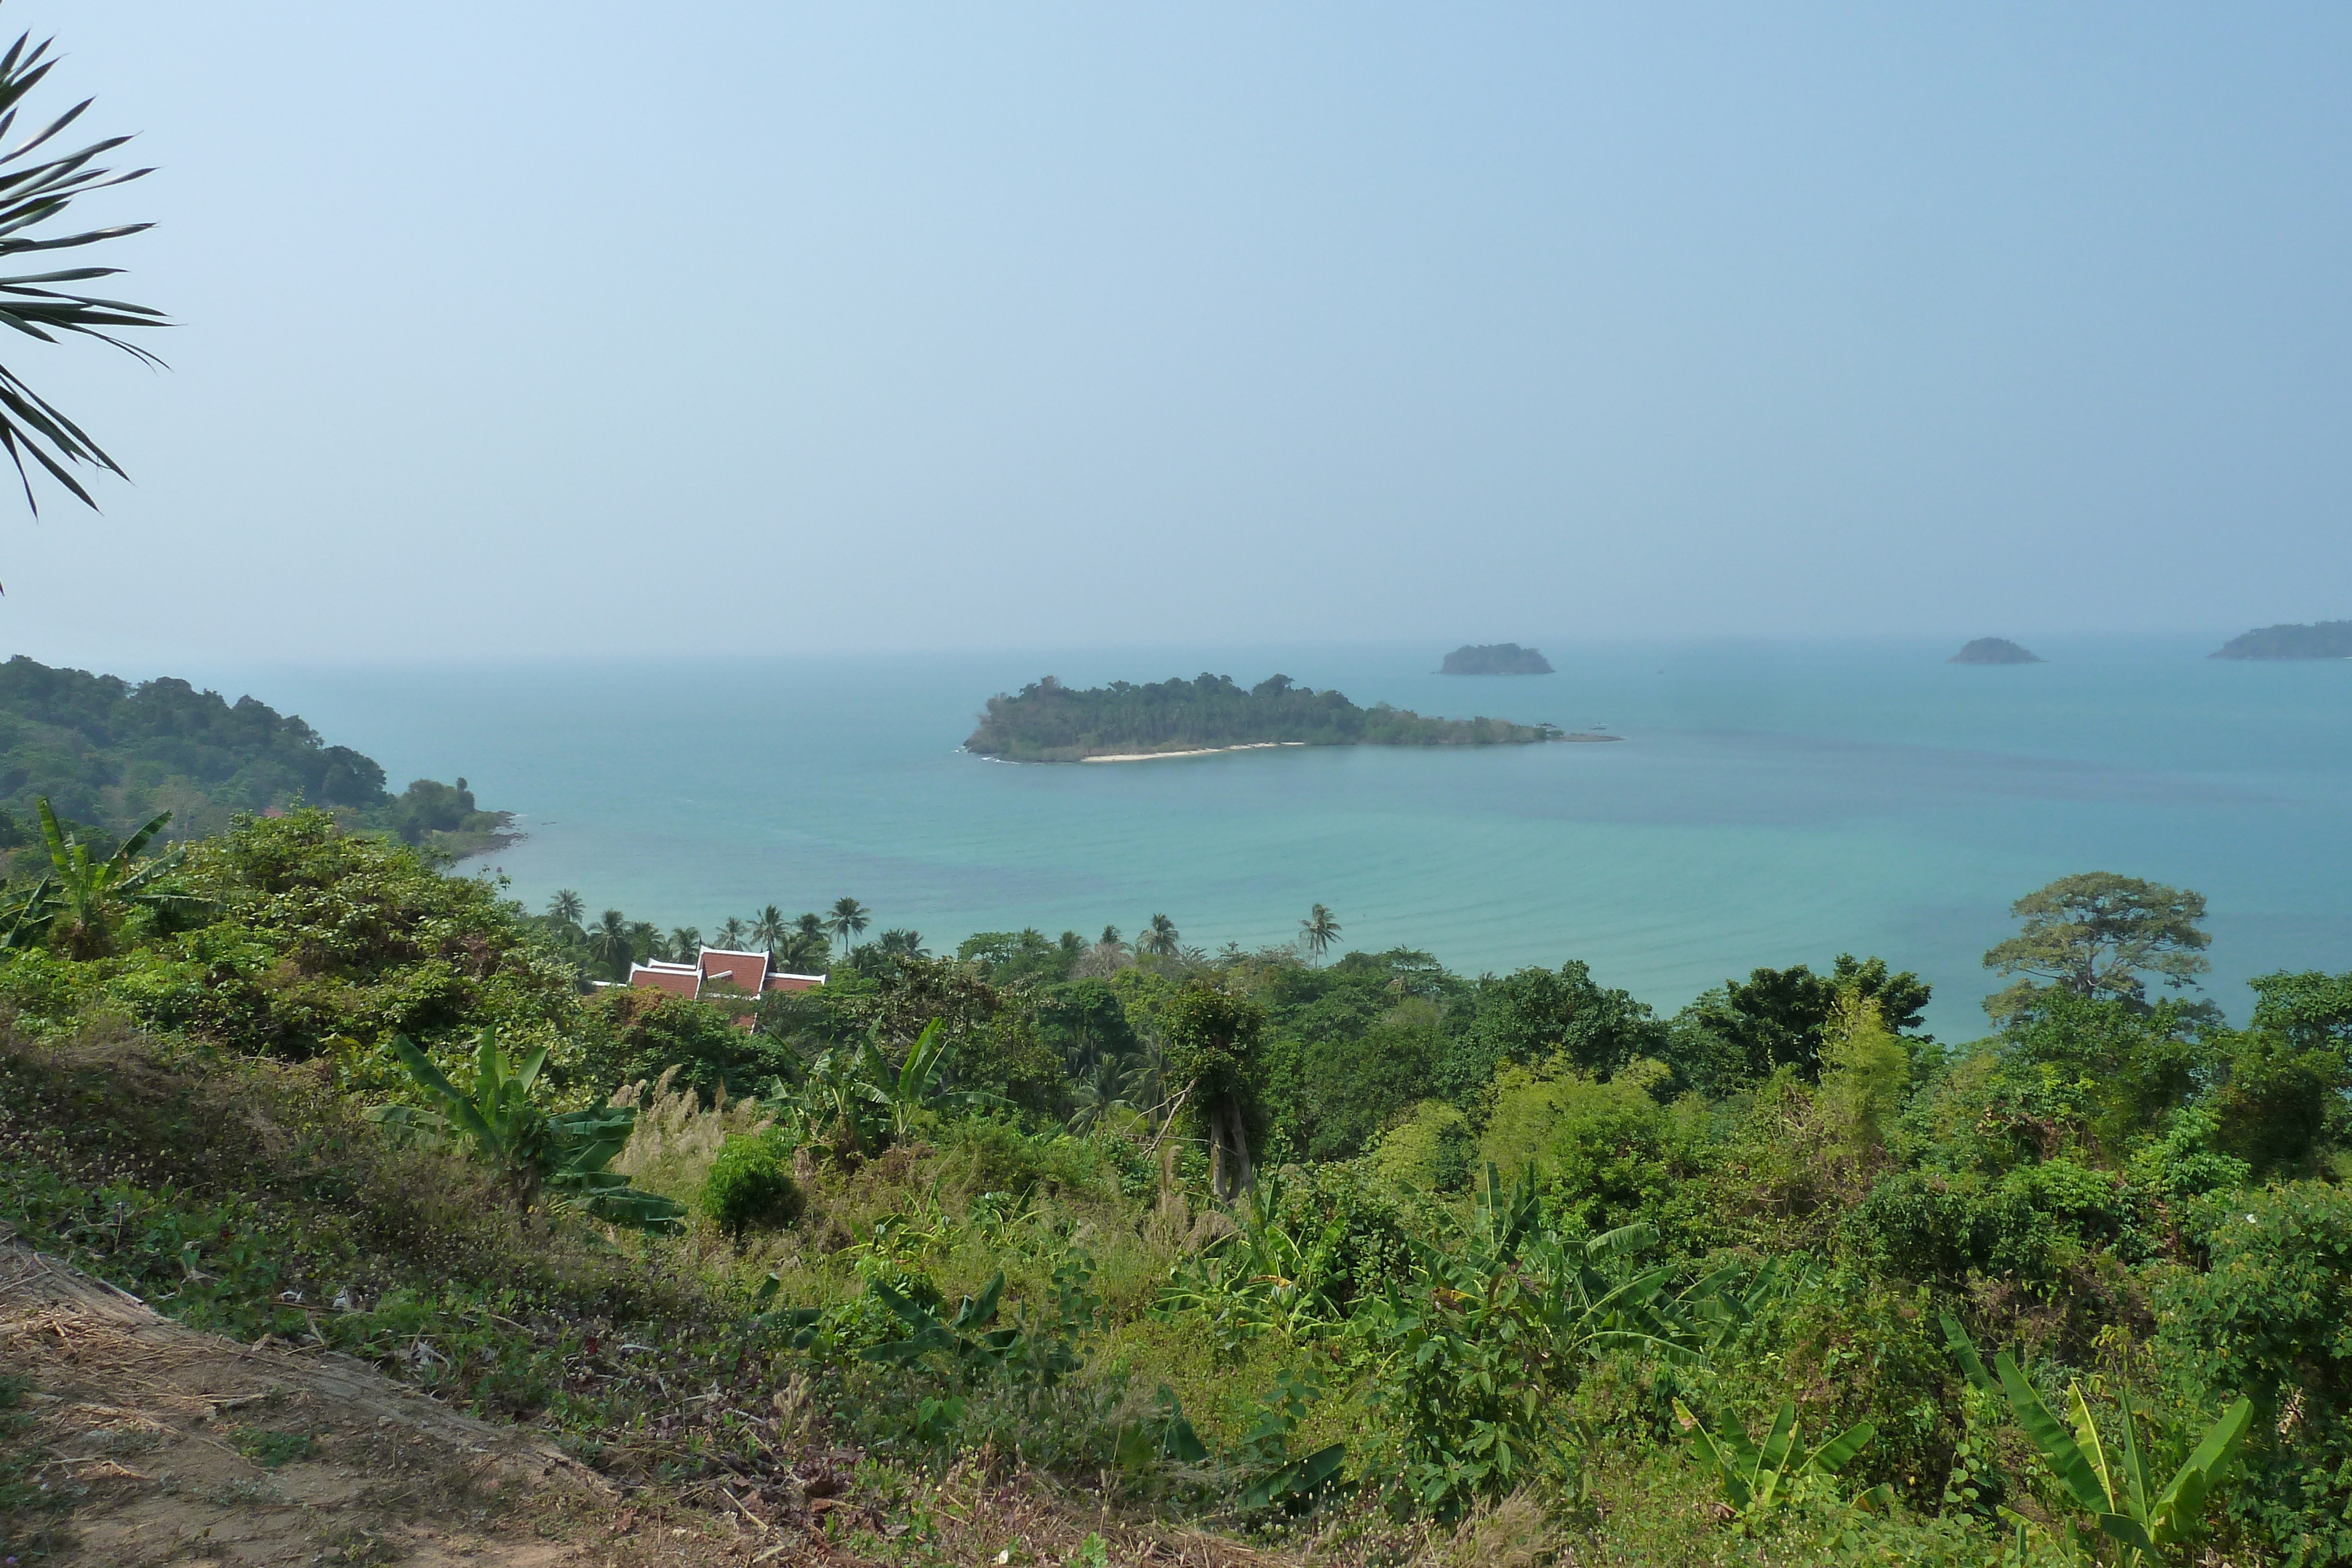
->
[222, 636, 2350, 1039]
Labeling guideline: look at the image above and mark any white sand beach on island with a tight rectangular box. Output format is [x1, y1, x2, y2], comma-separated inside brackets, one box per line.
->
[1079, 741, 1309, 763]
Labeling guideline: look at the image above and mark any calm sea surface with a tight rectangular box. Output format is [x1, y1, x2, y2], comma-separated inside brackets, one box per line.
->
[215, 637, 2350, 1039]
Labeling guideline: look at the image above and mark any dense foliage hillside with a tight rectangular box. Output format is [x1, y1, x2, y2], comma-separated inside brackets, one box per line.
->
[1439, 642, 1553, 674]
[966, 672, 1563, 761]
[2211, 619, 2352, 658]
[2, 811, 2348, 1565]
[0, 654, 512, 860]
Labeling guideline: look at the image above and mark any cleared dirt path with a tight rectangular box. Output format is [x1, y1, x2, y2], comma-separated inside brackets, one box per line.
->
[0, 1242, 637, 1564]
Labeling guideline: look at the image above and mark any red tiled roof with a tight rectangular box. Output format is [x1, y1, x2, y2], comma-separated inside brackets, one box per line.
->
[698, 948, 769, 994]
[626, 949, 826, 1002]
[627, 961, 700, 998]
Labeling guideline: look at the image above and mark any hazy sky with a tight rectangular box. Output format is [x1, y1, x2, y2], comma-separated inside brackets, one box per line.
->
[5, 3, 2350, 666]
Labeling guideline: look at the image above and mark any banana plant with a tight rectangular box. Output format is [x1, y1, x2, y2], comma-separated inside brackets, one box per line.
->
[1673, 1397, 1889, 1524]
[1681, 1255, 1818, 1349]
[373, 1031, 684, 1233]
[1942, 1315, 2255, 1565]
[1155, 1167, 1347, 1352]
[861, 1269, 1081, 1386]
[22, 798, 202, 957]
[878, 1018, 1001, 1136]
[791, 1035, 892, 1154]
[784, 1018, 1000, 1154]
[1364, 1164, 1706, 1517]
[0, 874, 52, 950]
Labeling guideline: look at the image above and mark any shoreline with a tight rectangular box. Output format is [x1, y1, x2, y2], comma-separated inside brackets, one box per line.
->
[1078, 741, 1311, 763]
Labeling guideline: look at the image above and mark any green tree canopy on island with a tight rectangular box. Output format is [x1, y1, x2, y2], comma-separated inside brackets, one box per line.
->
[965, 672, 1564, 761]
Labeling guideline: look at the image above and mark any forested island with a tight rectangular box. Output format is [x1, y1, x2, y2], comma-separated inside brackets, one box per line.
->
[964, 672, 1568, 761]
[1439, 641, 1554, 674]
[0, 654, 513, 865]
[1947, 637, 2041, 664]
[2210, 619, 2352, 659]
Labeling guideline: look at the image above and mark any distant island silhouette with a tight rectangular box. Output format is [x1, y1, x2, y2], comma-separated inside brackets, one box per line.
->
[1439, 643, 1553, 675]
[2211, 621, 2352, 660]
[1949, 638, 2042, 665]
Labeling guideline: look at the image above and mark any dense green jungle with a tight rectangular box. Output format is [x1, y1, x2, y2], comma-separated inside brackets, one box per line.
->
[0, 656, 513, 865]
[0, 804, 2347, 1567]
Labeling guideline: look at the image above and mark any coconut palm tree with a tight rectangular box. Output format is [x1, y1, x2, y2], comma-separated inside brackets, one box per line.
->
[667, 925, 701, 959]
[1073, 925, 1132, 979]
[716, 915, 751, 950]
[625, 921, 659, 964]
[751, 904, 789, 958]
[1299, 904, 1342, 964]
[1140, 913, 1180, 959]
[826, 897, 870, 955]
[1065, 1053, 1135, 1134]
[781, 912, 828, 971]
[0, 26, 167, 530]
[547, 889, 584, 927]
[876, 928, 927, 958]
[589, 910, 634, 981]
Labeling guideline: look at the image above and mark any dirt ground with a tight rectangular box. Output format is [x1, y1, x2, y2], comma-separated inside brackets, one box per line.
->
[0, 1245, 1398, 1568]
[0, 1243, 817, 1565]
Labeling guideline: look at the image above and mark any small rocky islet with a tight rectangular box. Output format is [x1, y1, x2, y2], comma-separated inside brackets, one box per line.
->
[1948, 637, 2042, 665]
[1439, 643, 1554, 675]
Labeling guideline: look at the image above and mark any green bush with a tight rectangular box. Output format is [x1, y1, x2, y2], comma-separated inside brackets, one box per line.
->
[934, 1118, 1102, 1200]
[1369, 1099, 1475, 1191]
[2155, 1182, 2352, 1565]
[586, 987, 797, 1102]
[703, 1128, 806, 1241]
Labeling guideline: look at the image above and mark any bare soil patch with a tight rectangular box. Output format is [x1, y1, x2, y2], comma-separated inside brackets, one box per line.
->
[0, 1242, 616, 1565]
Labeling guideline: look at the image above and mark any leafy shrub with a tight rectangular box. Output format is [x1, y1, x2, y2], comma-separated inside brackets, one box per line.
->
[2155, 1182, 2352, 1565]
[703, 1126, 806, 1241]
[1853, 1156, 2142, 1290]
[1436, 960, 1669, 1103]
[934, 1118, 1102, 1201]
[154, 810, 583, 1062]
[1478, 1058, 1676, 1235]
[1371, 1099, 1475, 1191]
[583, 987, 795, 1102]
[1263, 997, 1445, 1162]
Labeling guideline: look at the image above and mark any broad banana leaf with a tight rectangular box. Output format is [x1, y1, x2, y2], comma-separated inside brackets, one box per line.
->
[1942, 1312, 2000, 1397]
[1996, 1352, 2114, 1518]
[1810, 1422, 1877, 1476]
[2148, 1398, 2254, 1546]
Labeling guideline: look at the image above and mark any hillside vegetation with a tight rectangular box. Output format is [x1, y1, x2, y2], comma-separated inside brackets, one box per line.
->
[0, 654, 512, 863]
[966, 673, 1563, 761]
[2, 813, 2348, 1566]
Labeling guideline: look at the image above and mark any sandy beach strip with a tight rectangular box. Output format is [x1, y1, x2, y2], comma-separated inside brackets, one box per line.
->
[1079, 741, 1309, 763]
